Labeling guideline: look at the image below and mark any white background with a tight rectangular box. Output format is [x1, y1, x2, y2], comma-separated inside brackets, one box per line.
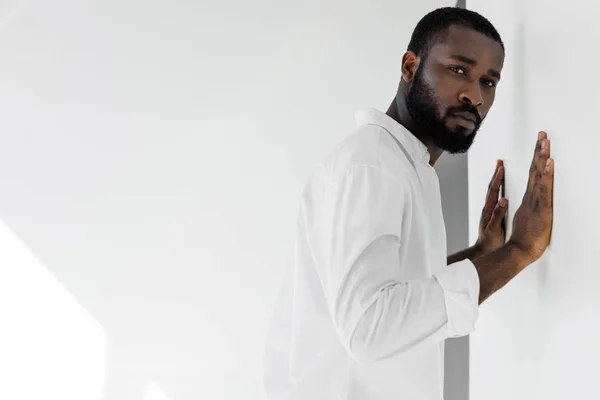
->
[0, 1, 458, 399]
[468, 0, 600, 399]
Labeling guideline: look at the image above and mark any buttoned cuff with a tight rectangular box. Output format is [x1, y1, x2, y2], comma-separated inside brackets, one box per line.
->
[434, 259, 481, 337]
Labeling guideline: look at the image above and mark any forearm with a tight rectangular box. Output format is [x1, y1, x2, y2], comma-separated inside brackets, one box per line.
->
[447, 244, 484, 265]
[472, 241, 533, 304]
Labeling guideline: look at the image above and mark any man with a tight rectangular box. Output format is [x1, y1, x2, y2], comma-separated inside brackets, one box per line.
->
[264, 7, 554, 400]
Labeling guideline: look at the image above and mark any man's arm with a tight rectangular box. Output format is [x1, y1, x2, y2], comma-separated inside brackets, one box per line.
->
[448, 243, 531, 305]
[454, 131, 554, 305]
[470, 241, 532, 304]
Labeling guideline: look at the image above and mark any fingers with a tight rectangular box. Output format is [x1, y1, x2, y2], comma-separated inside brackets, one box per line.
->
[526, 130, 553, 210]
[538, 136, 551, 173]
[544, 159, 555, 242]
[487, 160, 501, 191]
[483, 160, 504, 217]
[541, 157, 554, 208]
[488, 197, 508, 228]
[528, 131, 550, 191]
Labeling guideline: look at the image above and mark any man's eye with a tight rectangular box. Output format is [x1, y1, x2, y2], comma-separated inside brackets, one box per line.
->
[482, 80, 496, 88]
[449, 66, 465, 74]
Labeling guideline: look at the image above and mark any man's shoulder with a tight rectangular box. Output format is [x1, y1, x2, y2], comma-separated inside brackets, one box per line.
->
[299, 123, 418, 207]
[317, 124, 413, 182]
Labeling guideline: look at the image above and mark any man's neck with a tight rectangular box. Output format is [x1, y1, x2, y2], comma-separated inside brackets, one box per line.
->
[385, 95, 444, 166]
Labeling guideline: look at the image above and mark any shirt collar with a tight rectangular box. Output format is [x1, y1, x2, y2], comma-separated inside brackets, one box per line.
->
[355, 108, 430, 164]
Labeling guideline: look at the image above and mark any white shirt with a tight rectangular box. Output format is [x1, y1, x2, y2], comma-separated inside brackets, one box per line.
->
[263, 108, 481, 400]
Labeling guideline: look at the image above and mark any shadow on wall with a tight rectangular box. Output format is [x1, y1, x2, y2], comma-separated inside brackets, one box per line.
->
[1, 193, 260, 400]
[0, 220, 183, 400]
[0, 216, 229, 400]
[0, 220, 107, 399]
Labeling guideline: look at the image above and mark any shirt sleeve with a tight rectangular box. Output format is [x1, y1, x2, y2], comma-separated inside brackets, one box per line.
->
[305, 164, 480, 364]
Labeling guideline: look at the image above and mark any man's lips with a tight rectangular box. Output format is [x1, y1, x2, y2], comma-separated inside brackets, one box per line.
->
[453, 111, 477, 123]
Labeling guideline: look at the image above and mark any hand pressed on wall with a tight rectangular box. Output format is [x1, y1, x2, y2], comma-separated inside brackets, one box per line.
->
[475, 159, 508, 255]
[509, 132, 554, 262]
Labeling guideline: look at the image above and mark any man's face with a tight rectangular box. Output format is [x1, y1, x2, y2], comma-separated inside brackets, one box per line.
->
[406, 25, 505, 154]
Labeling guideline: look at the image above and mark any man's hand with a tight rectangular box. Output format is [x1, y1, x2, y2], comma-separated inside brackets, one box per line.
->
[508, 131, 554, 262]
[471, 131, 555, 303]
[475, 159, 508, 255]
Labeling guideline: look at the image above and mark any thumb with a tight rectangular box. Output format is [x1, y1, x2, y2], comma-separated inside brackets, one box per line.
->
[488, 198, 508, 227]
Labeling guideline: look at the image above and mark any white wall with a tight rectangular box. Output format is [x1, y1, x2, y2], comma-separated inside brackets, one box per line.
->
[0, 1, 456, 399]
[467, 1, 600, 399]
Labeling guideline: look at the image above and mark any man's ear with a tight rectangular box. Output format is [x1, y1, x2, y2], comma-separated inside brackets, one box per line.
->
[401, 51, 420, 83]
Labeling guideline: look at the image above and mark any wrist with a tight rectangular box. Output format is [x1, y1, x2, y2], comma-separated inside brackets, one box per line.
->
[505, 240, 537, 267]
[470, 242, 485, 259]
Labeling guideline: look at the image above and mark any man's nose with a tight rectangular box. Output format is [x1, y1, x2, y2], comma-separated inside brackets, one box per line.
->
[458, 84, 484, 108]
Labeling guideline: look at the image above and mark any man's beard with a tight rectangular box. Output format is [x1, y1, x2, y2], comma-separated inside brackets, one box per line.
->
[406, 67, 483, 154]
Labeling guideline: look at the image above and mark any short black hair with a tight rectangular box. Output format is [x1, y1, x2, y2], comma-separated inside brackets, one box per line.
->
[407, 7, 504, 60]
